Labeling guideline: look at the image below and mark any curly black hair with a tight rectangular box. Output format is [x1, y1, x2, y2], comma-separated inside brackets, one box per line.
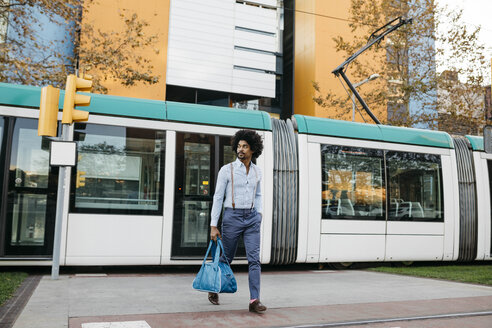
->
[231, 129, 263, 159]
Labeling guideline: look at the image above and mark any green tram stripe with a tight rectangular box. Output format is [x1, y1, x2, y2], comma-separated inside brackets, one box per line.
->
[294, 114, 455, 149]
[0, 83, 271, 131]
[466, 135, 484, 151]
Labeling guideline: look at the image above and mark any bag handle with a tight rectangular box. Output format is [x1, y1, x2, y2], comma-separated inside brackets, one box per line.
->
[217, 238, 231, 266]
[210, 237, 231, 266]
[203, 240, 221, 268]
[201, 241, 214, 266]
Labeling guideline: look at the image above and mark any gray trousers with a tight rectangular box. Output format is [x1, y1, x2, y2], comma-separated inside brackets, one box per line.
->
[220, 207, 261, 300]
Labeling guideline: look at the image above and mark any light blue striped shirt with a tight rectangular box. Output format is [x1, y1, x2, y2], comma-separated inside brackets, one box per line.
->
[210, 158, 262, 226]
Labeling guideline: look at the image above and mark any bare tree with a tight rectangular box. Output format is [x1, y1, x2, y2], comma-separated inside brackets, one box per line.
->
[0, 0, 160, 93]
[313, 0, 488, 133]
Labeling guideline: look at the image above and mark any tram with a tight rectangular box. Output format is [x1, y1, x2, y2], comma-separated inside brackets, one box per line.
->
[0, 82, 490, 266]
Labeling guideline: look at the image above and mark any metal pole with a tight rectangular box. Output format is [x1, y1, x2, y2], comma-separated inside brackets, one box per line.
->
[332, 17, 412, 75]
[339, 70, 382, 124]
[352, 93, 355, 122]
[51, 123, 69, 280]
[351, 75, 379, 122]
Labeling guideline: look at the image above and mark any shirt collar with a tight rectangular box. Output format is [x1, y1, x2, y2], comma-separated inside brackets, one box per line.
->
[234, 158, 243, 168]
[234, 158, 255, 169]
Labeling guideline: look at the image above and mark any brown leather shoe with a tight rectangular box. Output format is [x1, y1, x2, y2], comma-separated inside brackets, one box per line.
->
[249, 299, 267, 313]
[208, 292, 219, 305]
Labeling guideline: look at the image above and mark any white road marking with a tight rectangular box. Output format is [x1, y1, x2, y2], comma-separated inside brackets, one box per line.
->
[81, 320, 151, 328]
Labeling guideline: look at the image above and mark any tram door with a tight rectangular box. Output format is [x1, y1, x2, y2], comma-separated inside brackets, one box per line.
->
[0, 117, 58, 257]
[172, 132, 245, 258]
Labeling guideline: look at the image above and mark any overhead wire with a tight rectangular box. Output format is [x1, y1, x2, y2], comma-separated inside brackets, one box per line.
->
[280, 4, 473, 40]
[283, 7, 372, 27]
[240, 0, 486, 40]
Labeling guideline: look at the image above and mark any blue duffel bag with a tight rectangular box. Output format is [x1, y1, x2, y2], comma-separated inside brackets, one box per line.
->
[192, 237, 237, 293]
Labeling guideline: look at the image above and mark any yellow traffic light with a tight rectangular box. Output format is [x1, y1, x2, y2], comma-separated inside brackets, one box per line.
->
[38, 86, 60, 137]
[62, 74, 92, 124]
[76, 170, 86, 188]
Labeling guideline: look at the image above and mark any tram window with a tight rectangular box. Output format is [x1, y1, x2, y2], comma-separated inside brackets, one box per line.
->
[387, 151, 443, 222]
[71, 124, 165, 214]
[184, 142, 211, 197]
[321, 145, 385, 220]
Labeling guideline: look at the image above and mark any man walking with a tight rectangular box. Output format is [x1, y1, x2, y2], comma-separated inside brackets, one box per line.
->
[208, 129, 267, 313]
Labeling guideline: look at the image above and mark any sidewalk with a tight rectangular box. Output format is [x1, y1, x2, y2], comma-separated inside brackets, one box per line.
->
[11, 268, 492, 328]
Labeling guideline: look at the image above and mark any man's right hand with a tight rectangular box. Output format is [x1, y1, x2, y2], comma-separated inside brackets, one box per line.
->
[210, 226, 221, 241]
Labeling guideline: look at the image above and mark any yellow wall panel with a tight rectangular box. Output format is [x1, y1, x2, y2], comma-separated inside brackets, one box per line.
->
[294, 0, 316, 117]
[294, 0, 387, 122]
[81, 0, 169, 100]
[313, 0, 352, 119]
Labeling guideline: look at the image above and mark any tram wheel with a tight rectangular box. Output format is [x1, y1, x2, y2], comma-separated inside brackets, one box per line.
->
[329, 262, 353, 270]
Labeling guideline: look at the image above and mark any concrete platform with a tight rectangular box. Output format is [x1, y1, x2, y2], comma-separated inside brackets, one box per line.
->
[11, 269, 492, 328]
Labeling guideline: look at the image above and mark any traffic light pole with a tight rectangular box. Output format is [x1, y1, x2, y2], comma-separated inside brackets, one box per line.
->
[45, 73, 91, 279]
[51, 123, 70, 280]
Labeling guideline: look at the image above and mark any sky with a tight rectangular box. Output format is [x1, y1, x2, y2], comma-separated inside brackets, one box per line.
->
[437, 0, 492, 84]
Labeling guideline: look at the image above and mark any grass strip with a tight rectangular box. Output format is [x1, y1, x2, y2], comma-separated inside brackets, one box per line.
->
[369, 264, 492, 286]
[0, 272, 28, 307]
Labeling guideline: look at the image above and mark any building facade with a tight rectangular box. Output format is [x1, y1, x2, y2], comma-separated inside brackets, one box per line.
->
[79, 0, 391, 121]
[2, 1, 443, 124]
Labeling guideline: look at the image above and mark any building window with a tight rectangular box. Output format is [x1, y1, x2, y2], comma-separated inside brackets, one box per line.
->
[70, 124, 165, 214]
[387, 151, 443, 221]
[321, 145, 385, 220]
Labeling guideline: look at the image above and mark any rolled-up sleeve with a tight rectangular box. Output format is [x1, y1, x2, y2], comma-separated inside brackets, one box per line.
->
[210, 166, 228, 226]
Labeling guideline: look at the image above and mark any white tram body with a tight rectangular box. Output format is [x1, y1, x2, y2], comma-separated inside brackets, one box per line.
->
[296, 122, 456, 263]
[470, 136, 492, 260]
[0, 83, 490, 266]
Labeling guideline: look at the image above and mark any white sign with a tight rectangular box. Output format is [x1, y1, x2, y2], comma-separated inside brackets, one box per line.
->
[50, 141, 77, 166]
